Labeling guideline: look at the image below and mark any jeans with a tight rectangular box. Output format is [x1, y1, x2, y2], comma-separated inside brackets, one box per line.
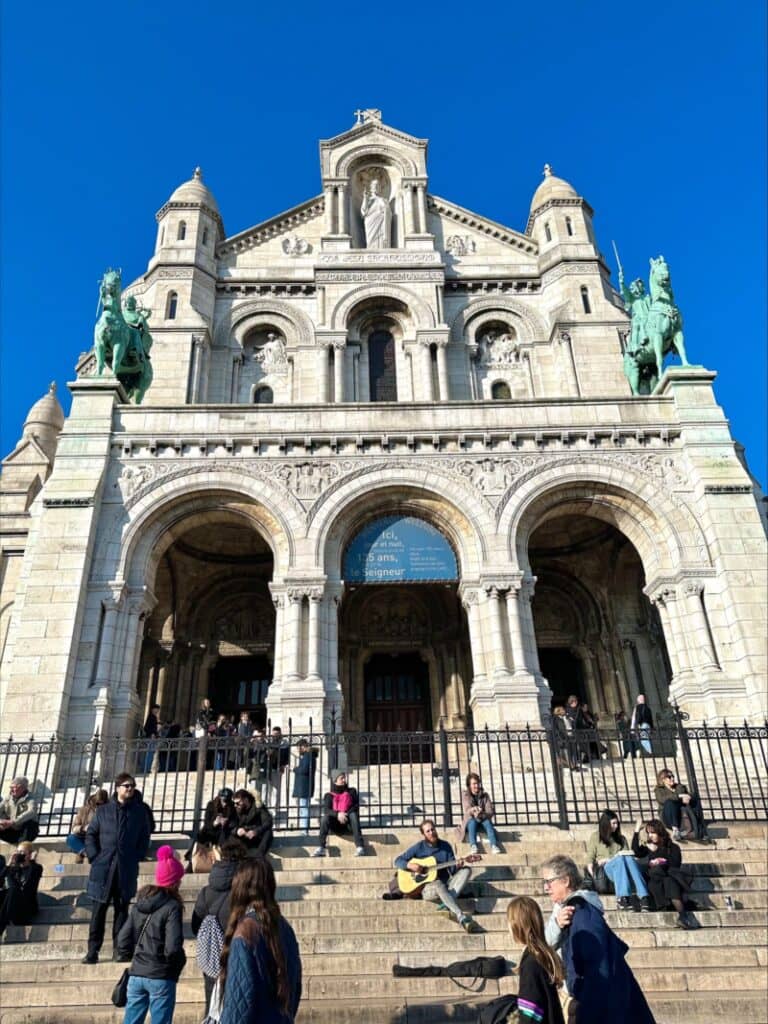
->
[123, 976, 176, 1024]
[423, 867, 471, 922]
[638, 725, 652, 755]
[604, 854, 648, 898]
[143, 740, 157, 774]
[297, 797, 310, 832]
[66, 833, 86, 855]
[466, 817, 498, 847]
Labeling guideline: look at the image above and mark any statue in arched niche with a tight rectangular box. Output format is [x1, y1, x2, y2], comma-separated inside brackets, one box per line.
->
[360, 178, 391, 248]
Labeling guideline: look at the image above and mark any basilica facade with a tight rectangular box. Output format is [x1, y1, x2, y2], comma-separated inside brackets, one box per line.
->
[1, 112, 766, 741]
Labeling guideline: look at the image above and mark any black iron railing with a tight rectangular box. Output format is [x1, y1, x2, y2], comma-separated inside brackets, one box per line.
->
[0, 712, 765, 838]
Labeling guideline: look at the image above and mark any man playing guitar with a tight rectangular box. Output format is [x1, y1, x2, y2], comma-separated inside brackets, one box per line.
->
[392, 820, 480, 932]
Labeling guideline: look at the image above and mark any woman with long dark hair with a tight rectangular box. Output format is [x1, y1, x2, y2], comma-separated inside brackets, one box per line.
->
[219, 858, 302, 1024]
[586, 809, 651, 911]
[632, 818, 696, 929]
[507, 895, 565, 1024]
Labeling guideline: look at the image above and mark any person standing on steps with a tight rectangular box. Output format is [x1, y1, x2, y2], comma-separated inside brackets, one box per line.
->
[629, 694, 654, 756]
[392, 820, 480, 933]
[540, 854, 657, 1023]
[507, 895, 565, 1024]
[291, 738, 317, 834]
[82, 772, 151, 964]
[116, 845, 186, 1024]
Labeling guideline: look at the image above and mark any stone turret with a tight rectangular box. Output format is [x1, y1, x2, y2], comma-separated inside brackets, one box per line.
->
[1, 381, 65, 512]
[526, 164, 597, 253]
[152, 167, 224, 278]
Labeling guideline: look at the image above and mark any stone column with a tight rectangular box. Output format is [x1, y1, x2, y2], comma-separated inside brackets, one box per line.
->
[338, 183, 349, 235]
[306, 587, 323, 683]
[284, 589, 304, 681]
[651, 588, 690, 677]
[268, 587, 286, 687]
[483, 585, 510, 677]
[505, 583, 527, 675]
[419, 342, 433, 400]
[683, 581, 719, 670]
[324, 185, 336, 234]
[435, 340, 450, 401]
[333, 341, 345, 402]
[91, 586, 125, 691]
[460, 586, 488, 686]
[401, 184, 415, 236]
[317, 345, 330, 403]
[416, 183, 427, 233]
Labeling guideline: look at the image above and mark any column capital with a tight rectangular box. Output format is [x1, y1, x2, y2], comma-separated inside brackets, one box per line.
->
[126, 585, 157, 616]
[683, 580, 705, 598]
[315, 330, 347, 350]
[458, 583, 481, 609]
[415, 329, 450, 348]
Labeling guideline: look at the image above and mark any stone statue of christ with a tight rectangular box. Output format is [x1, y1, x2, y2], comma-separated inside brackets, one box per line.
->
[360, 179, 390, 248]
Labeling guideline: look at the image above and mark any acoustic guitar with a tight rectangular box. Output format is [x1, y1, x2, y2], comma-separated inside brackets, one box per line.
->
[397, 854, 482, 896]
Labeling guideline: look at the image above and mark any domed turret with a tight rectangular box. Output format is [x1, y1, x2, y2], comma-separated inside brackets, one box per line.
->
[526, 164, 595, 253]
[22, 381, 65, 459]
[529, 164, 578, 214]
[166, 167, 221, 217]
[154, 167, 224, 263]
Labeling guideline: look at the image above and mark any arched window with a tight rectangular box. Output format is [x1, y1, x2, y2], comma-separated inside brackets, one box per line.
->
[580, 286, 592, 314]
[253, 385, 274, 404]
[565, 216, 574, 236]
[177, 221, 186, 241]
[544, 222, 552, 242]
[202, 227, 209, 246]
[368, 329, 397, 401]
[491, 380, 512, 400]
[166, 291, 178, 320]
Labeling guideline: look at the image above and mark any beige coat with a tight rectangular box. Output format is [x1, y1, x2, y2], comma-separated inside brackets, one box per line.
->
[455, 789, 495, 843]
[0, 792, 38, 828]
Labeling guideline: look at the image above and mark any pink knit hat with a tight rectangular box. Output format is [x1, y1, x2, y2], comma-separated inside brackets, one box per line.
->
[155, 845, 185, 888]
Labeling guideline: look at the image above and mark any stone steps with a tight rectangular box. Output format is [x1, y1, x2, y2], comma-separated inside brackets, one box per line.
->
[1, 822, 766, 1024]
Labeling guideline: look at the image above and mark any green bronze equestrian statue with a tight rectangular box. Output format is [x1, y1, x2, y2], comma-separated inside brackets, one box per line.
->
[617, 253, 690, 395]
[94, 269, 154, 403]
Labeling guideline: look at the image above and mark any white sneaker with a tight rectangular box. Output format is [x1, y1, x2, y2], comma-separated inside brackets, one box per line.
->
[469, 843, 479, 854]
[490, 845, 501, 854]
[672, 828, 681, 841]
[355, 846, 365, 857]
[311, 846, 326, 857]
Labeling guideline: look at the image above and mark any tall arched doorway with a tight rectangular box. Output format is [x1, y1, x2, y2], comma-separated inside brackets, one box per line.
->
[528, 514, 671, 716]
[136, 509, 275, 731]
[338, 515, 472, 743]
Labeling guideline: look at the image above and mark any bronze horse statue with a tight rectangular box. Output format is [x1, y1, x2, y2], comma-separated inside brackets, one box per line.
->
[94, 269, 153, 403]
[622, 256, 689, 394]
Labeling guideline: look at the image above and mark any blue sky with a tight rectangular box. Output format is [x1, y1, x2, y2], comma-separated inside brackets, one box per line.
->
[1, 2, 765, 486]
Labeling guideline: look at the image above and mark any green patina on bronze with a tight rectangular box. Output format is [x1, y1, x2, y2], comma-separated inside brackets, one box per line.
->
[617, 254, 690, 394]
[94, 269, 154, 403]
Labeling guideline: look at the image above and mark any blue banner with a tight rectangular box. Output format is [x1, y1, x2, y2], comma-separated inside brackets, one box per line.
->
[343, 515, 458, 583]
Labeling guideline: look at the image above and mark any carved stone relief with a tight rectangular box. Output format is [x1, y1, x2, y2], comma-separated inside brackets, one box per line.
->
[282, 235, 311, 256]
[445, 235, 477, 257]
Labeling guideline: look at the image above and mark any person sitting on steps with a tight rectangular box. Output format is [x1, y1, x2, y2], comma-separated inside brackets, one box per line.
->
[391, 819, 480, 933]
[0, 777, 39, 847]
[654, 769, 712, 843]
[312, 770, 365, 857]
[586, 808, 651, 912]
[233, 790, 273, 856]
[456, 772, 501, 854]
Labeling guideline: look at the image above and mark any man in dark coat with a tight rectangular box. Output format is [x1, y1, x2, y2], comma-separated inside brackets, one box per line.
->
[541, 854, 656, 1023]
[291, 739, 317, 833]
[82, 771, 152, 963]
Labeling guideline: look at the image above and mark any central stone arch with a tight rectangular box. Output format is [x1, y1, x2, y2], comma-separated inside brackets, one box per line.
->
[330, 284, 436, 332]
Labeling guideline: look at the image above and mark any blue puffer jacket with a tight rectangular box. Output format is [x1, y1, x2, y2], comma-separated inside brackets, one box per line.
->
[220, 912, 302, 1024]
[84, 794, 151, 903]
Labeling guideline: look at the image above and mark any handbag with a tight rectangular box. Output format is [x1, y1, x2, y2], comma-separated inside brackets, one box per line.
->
[111, 969, 130, 1008]
[591, 862, 613, 895]
[111, 910, 154, 1007]
[191, 842, 220, 873]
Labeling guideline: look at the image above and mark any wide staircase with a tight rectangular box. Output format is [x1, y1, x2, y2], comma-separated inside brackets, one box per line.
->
[1, 823, 767, 1023]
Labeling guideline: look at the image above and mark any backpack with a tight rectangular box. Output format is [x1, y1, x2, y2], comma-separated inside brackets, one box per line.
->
[196, 913, 225, 979]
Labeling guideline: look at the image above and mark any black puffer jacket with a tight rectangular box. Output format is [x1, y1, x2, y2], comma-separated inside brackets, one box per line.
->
[116, 887, 186, 981]
[191, 858, 238, 936]
[85, 794, 151, 903]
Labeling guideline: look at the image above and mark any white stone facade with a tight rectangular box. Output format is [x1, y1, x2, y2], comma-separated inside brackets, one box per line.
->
[1, 114, 766, 741]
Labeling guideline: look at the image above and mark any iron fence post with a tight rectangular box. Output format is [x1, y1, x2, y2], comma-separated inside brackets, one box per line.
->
[545, 719, 569, 830]
[439, 722, 453, 827]
[82, 729, 101, 807]
[674, 704, 700, 800]
[192, 731, 209, 830]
